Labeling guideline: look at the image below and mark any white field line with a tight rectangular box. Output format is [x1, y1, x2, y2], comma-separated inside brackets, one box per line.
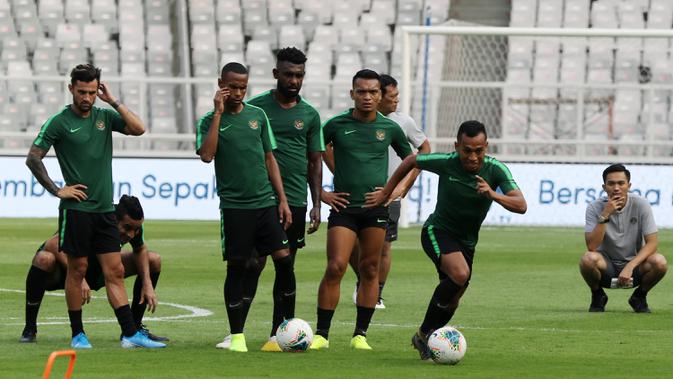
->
[0, 288, 213, 325]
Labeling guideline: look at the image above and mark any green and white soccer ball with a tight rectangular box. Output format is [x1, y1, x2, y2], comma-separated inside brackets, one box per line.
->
[276, 318, 313, 352]
[427, 326, 467, 365]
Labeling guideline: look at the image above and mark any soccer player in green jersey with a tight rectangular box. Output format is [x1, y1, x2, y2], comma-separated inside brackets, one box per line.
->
[310, 69, 413, 351]
[20, 195, 168, 343]
[365, 120, 527, 360]
[25, 64, 164, 349]
[242, 47, 324, 352]
[196, 62, 295, 353]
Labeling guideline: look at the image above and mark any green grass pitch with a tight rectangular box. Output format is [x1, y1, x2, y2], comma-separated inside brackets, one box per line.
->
[1, 218, 672, 378]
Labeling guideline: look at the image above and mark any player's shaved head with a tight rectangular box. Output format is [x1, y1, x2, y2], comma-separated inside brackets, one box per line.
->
[220, 62, 248, 78]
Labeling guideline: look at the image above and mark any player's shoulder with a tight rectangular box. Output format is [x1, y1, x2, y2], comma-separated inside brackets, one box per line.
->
[376, 112, 402, 129]
[483, 155, 510, 170]
[322, 109, 351, 127]
[629, 194, 650, 208]
[386, 111, 415, 127]
[298, 96, 321, 117]
[246, 90, 273, 106]
[417, 151, 454, 163]
[196, 109, 216, 125]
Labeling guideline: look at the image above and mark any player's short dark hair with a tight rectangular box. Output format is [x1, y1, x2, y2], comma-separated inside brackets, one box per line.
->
[602, 163, 630, 183]
[380, 74, 398, 95]
[221, 62, 248, 78]
[115, 195, 144, 221]
[70, 64, 101, 85]
[276, 47, 307, 65]
[352, 69, 380, 87]
[457, 120, 487, 140]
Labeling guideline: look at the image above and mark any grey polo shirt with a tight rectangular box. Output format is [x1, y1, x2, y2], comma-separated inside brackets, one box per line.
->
[386, 111, 427, 177]
[585, 194, 658, 265]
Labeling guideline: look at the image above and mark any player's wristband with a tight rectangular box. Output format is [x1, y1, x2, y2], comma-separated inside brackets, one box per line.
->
[111, 100, 121, 109]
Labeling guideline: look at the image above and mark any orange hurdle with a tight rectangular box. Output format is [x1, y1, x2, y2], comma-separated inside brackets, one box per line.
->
[42, 350, 77, 379]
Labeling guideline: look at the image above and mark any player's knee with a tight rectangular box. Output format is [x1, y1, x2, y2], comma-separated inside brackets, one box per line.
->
[450, 270, 470, 286]
[357, 260, 378, 281]
[104, 262, 125, 281]
[651, 254, 668, 274]
[325, 260, 348, 280]
[148, 252, 162, 272]
[33, 251, 57, 271]
[579, 251, 600, 269]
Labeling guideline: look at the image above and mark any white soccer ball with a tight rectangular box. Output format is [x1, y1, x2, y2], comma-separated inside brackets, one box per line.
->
[427, 326, 467, 365]
[276, 318, 314, 352]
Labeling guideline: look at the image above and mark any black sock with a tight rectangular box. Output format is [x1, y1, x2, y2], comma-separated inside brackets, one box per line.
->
[420, 278, 462, 335]
[224, 263, 247, 334]
[316, 308, 335, 339]
[271, 255, 296, 336]
[378, 282, 385, 300]
[242, 261, 262, 323]
[354, 306, 375, 337]
[131, 271, 161, 327]
[68, 309, 84, 337]
[592, 287, 605, 295]
[25, 266, 49, 332]
[114, 305, 137, 337]
[633, 286, 647, 298]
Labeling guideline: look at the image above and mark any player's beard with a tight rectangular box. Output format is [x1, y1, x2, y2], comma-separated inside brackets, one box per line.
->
[278, 85, 299, 100]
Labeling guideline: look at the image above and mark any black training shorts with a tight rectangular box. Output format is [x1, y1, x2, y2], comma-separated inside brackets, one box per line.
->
[421, 225, 474, 284]
[385, 200, 401, 242]
[58, 209, 120, 258]
[327, 206, 389, 233]
[219, 206, 289, 261]
[285, 206, 307, 250]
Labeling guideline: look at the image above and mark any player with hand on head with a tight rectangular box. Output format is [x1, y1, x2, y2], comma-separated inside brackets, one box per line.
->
[196, 62, 295, 353]
[20, 195, 168, 343]
[311, 69, 413, 351]
[26, 63, 164, 349]
[580, 163, 667, 313]
[365, 120, 527, 361]
[220, 47, 324, 352]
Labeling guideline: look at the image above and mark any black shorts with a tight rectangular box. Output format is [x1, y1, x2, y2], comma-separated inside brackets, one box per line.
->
[58, 209, 120, 257]
[421, 225, 474, 284]
[285, 206, 307, 250]
[37, 246, 106, 292]
[327, 206, 389, 233]
[385, 200, 401, 242]
[599, 256, 643, 288]
[220, 206, 289, 261]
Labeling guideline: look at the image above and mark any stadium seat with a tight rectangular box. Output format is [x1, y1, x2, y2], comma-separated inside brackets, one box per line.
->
[38, 0, 64, 35]
[301, 0, 332, 24]
[301, 84, 329, 110]
[297, 11, 319, 40]
[251, 25, 278, 50]
[64, 0, 90, 25]
[313, 25, 338, 50]
[243, 7, 268, 36]
[333, 9, 359, 30]
[92, 0, 118, 33]
[268, 0, 294, 26]
[59, 47, 87, 75]
[364, 24, 393, 52]
[330, 83, 352, 109]
[220, 51, 246, 67]
[82, 24, 110, 48]
[216, 0, 242, 24]
[55, 23, 80, 47]
[279, 25, 305, 51]
[537, 0, 562, 28]
[218, 24, 244, 52]
[369, 0, 395, 25]
[337, 27, 364, 53]
[189, 0, 215, 24]
[335, 52, 363, 79]
[145, 0, 169, 25]
[508, 37, 534, 68]
[245, 40, 274, 66]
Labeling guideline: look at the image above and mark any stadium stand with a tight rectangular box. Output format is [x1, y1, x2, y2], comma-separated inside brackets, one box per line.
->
[0, 0, 671, 159]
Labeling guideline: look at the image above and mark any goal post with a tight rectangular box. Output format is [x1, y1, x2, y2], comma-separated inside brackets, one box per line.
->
[397, 25, 673, 225]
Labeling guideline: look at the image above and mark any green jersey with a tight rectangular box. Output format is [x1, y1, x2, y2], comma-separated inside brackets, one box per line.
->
[323, 109, 412, 207]
[417, 153, 520, 250]
[195, 104, 278, 209]
[33, 105, 127, 213]
[247, 91, 324, 207]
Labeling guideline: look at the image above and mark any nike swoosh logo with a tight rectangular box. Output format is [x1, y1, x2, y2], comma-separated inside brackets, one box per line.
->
[448, 176, 460, 182]
[377, 218, 387, 223]
[282, 240, 289, 244]
[297, 238, 305, 243]
[344, 130, 357, 135]
[69, 127, 82, 133]
[219, 124, 233, 132]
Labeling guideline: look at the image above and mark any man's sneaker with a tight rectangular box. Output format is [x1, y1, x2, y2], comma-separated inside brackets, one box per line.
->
[20, 328, 36, 343]
[411, 331, 432, 361]
[229, 333, 247, 352]
[261, 336, 282, 352]
[138, 324, 169, 342]
[215, 335, 232, 349]
[628, 293, 651, 313]
[375, 298, 386, 309]
[350, 335, 373, 350]
[309, 335, 329, 350]
[215, 334, 232, 349]
[121, 331, 167, 348]
[588, 290, 608, 312]
[71, 332, 92, 349]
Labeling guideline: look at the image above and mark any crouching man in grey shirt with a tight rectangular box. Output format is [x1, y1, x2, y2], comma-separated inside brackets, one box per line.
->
[579, 164, 667, 313]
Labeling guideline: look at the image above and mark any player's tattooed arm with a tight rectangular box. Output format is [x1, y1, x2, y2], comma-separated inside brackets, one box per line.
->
[26, 145, 88, 201]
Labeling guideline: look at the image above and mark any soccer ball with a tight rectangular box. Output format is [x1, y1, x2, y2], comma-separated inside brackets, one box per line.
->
[427, 326, 467, 365]
[276, 318, 314, 352]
